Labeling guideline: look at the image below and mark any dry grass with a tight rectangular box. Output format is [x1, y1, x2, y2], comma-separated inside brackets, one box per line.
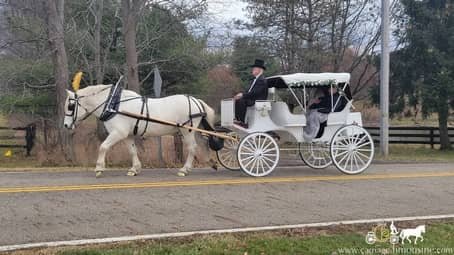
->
[0, 115, 215, 169]
[355, 101, 454, 127]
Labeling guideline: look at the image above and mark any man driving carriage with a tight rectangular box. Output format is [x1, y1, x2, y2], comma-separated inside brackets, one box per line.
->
[303, 86, 347, 141]
[233, 59, 268, 128]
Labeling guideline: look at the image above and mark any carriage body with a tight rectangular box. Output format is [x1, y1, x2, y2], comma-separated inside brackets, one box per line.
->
[217, 73, 374, 177]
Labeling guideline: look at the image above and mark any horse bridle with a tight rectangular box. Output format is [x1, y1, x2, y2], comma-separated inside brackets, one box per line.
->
[66, 87, 111, 128]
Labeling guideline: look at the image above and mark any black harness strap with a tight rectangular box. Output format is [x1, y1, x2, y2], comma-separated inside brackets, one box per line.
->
[181, 96, 207, 127]
[141, 97, 150, 136]
[188, 95, 193, 130]
[133, 96, 148, 136]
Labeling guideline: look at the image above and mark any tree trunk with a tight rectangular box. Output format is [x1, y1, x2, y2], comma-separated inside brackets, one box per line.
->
[121, 0, 141, 93]
[438, 105, 452, 150]
[94, 0, 104, 84]
[44, 0, 74, 161]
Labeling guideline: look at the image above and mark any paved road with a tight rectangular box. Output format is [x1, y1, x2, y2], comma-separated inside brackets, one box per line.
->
[0, 163, 453, 246]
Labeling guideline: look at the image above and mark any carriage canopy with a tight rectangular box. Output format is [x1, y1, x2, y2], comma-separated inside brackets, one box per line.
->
[266, 72, 352, 100]
[266, 73, 350, 88]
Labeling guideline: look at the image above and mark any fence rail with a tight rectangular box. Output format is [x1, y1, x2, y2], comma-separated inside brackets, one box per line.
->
[0, 124, 36, 156]
[364, 126, 454, 148]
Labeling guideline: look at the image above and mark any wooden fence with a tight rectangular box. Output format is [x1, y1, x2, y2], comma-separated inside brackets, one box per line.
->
[0, 124, 36, 156]
[364, 126, 454, 148]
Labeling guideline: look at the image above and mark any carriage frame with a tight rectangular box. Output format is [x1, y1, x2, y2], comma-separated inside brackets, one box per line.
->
[216, 72, 375, 177]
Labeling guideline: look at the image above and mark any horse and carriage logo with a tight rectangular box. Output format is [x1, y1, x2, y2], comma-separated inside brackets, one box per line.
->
[365, 221, 426, 245]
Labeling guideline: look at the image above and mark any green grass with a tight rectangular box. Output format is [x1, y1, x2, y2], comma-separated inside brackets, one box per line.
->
[375, 144, 454, 162]
[42, 221, 454, 255]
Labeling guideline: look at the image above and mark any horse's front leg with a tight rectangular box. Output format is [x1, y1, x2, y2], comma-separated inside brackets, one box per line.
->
[178, 131, 197, 177]
[95, 131, 127, 177]
[124, 137, 142, 176]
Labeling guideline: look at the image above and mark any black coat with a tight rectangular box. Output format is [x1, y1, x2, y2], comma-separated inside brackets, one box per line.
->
[242, 74, 268, 106]
[310, 92, 347, 113]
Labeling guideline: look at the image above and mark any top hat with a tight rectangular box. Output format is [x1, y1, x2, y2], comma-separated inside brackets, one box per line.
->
[249, 59, 266, 70]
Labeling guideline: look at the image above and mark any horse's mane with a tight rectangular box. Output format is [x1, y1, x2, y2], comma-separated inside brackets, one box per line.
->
[78, 84, 140, 97]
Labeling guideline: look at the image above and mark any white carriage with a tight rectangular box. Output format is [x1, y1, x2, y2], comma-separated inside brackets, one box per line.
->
[216, 73, 374, 177]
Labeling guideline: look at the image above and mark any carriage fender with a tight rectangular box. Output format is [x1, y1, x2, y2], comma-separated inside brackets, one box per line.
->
[347, 112, 362, 126]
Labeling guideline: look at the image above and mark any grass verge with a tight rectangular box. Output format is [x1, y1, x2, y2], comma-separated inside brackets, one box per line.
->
[374, 144, 454, 162]
[6, 221, 454, 255]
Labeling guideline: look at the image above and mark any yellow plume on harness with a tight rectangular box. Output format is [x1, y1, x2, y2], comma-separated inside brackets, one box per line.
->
[72, 71, 83, 91]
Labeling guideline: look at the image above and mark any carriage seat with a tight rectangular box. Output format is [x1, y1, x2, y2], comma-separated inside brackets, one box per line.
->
[270, 101, 304, 127]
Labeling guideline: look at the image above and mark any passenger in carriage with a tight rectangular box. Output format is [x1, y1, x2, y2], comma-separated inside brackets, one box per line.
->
[233, 59, 268, 128]
[303, 86, 347, 141]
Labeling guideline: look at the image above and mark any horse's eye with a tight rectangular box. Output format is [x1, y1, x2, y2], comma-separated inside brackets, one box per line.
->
[68, 104, 75, 111]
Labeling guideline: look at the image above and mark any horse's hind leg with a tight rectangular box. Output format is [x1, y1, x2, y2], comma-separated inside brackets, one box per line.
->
[124, 137, 142, 176]
[178, 130, 197, 177]
[95, 131, 127, 177]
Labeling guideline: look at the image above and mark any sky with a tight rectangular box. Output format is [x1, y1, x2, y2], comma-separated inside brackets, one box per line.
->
[207, 0, 248, 22]
[203, 0, 250, 47]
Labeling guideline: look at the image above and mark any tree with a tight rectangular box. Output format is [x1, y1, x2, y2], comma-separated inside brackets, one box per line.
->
[135, 2, 208, 96]
[121, 0, 144, 92]
[231, 36, 279, 86]
[43, 0, 74, 159]
[242, 0, 380, 97]
[382, 0, 454, 150]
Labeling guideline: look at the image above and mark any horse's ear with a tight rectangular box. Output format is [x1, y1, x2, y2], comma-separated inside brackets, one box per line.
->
[66, 89, 74, 96]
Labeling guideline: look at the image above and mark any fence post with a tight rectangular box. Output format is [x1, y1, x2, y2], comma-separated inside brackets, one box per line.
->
[25, 123, 36, 156]
[430, 128, 434, 149]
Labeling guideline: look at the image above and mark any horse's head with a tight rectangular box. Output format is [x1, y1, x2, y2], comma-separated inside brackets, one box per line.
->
[64, 89, 88, 129]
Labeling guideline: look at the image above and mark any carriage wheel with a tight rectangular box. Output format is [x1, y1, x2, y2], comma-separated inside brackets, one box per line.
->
[298, 142, 332, 169]
[216, 132, 240, 171]
[330, 125, 374, 175]
[237, 132, 280, 177]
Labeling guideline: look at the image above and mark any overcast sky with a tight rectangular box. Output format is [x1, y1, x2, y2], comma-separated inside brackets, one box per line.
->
[202, 0, 249, 47]
[207, 0, 248, 22]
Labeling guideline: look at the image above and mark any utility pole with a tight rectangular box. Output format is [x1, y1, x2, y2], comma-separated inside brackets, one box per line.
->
[380, 0, 390, 156]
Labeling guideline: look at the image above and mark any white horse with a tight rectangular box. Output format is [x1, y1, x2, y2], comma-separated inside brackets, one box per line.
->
[63, 84, 217, 177]
[400, 225, 425, 244]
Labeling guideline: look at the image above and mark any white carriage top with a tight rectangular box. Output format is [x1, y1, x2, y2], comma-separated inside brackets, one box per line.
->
[267, 73, 351, 88]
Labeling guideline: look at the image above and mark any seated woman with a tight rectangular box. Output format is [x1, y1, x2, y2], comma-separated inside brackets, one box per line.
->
[303, 86, 347, 141]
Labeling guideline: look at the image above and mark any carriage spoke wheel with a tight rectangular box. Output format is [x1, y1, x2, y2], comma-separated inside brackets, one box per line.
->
[298, 142, 332, 169]
[237, 132, 280, 177]
[216, 132, 240, 171]
[330, 125, 374, 175]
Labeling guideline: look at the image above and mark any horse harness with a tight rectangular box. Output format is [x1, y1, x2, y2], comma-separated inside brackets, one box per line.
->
[85, 85, 211, 136]
[123, 95, 209, 136]
[67, 86, 222, 150]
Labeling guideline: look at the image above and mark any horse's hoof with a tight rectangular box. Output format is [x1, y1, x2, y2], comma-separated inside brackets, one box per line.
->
[127, 171, 137, 176]
[95, 171, 103, 178]
[177, 171, 186, 177]
[211, 163, 218, 171]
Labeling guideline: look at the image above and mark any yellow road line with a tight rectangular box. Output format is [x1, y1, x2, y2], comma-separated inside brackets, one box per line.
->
[1, 171, 454, 193]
